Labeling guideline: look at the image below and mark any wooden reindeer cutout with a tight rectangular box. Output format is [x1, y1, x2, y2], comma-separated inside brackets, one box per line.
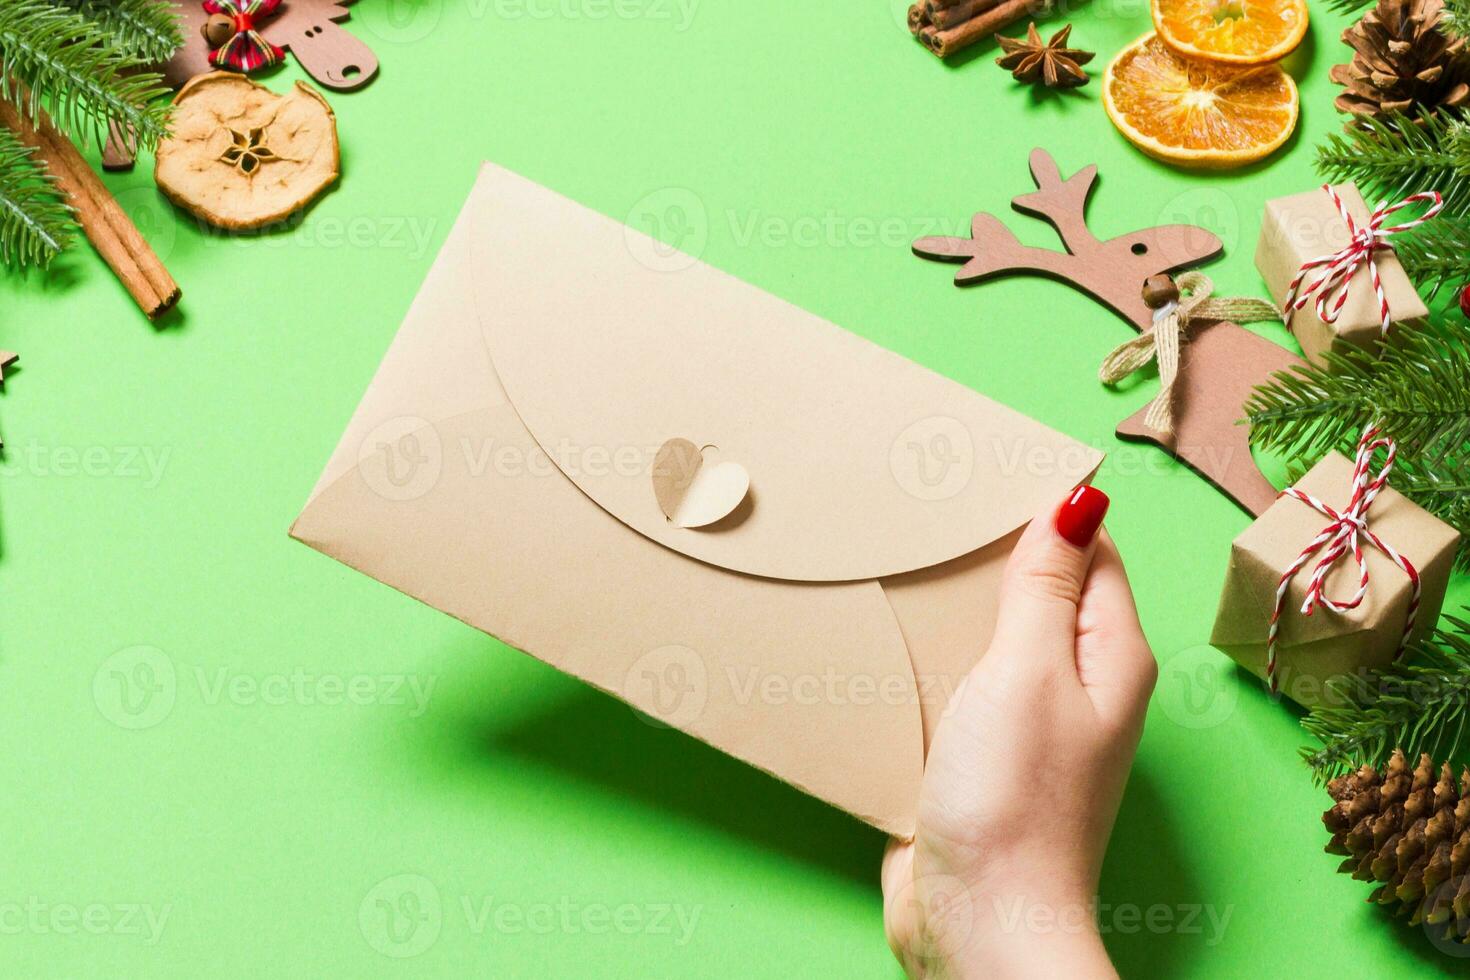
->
[914, 148, 1301, 517]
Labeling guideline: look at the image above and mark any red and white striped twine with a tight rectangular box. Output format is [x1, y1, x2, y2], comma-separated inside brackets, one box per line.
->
[1265, 425, 1421, 694]
[1280, 186, 1442, 335]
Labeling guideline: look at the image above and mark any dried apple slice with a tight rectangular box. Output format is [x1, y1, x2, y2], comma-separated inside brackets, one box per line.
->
[155, 72, 339, 230]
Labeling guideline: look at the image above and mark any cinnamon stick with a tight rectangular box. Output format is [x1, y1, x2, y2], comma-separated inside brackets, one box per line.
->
[920, 0, 1043, 57]
[908, 3, 928, 34]
[0, 100, 179, 319]
[929, 0, 1003, 29]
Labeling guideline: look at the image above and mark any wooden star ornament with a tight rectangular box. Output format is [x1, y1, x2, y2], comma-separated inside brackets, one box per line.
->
[994, 24, 1094, 89]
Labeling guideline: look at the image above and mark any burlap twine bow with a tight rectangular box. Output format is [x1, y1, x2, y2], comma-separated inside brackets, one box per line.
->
[1098, 271, 1279, 435]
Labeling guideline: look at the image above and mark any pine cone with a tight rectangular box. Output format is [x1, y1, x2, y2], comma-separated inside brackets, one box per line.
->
[1324, 749, 1470, 942]
[1330, 0, 1470, 118]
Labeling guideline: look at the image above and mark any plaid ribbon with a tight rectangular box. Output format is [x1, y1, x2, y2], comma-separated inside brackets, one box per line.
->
[1280, 186, 1442, 336]
[203, 0, 285, 73]
[1265, 425, 1421, 694]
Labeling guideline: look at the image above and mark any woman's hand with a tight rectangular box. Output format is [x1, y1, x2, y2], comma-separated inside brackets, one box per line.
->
[882, 487, 1156, 979]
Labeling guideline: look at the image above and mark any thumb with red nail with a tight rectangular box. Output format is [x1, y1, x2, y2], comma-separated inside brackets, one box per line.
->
[882, 485, 1156, 979]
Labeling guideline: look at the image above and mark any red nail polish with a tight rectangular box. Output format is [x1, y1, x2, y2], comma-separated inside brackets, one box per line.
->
[1055, 485, 1109, 547]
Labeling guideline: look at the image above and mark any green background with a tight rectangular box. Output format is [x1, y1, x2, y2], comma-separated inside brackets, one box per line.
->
[2, 0, 1465, 975]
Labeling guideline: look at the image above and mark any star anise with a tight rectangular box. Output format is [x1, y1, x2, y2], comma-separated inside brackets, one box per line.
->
[219, 127, 278, 175]
[994, 23, 1094, 89]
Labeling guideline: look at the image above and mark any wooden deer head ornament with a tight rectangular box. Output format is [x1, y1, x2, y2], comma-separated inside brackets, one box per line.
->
[163, 0, 378, 91]
[914, 148, 1302, 517]
[917, 150, 1225, 330]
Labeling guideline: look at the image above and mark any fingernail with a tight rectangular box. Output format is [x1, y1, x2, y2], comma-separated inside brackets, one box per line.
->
[1055, 485, 1109, 547]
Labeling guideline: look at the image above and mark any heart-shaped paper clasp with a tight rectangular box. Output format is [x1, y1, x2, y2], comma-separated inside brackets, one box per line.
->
[652, 438, 750, 529]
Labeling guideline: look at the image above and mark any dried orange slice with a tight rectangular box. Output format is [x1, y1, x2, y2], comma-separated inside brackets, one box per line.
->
[1102, 33, 1299, 169]
[1153, 0, 1308, 65]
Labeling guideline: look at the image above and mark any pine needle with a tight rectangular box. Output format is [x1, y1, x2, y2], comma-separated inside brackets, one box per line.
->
[1244, 319, 1470, 565]
[0, 0, 173, 149]
[1450, 0, 1470, 31]
[1302, 613, 1470, 783]
[1246, 319, 1470, 457]
[1381, 455, 1470, 562]
[53, 0, 183, 64]
[1392, 214, 1470, 300]
[1316, 110, 1470, 220]
[0, 125, 73, 268]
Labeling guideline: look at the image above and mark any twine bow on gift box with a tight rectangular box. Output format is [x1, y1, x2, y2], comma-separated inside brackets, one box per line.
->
[1265, 425, 1422, 694]
[1097, 271, 1278, 435]
[1280, 186, 1442, 335]
[203, 0, 285, 73]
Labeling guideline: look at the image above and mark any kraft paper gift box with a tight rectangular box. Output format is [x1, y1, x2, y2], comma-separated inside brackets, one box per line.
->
[1211, 453, 1459, 708]
[289, 163, 1103, 838]
[1256, 183, 1428, 367]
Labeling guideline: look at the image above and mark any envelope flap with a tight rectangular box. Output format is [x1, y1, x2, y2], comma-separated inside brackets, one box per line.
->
[466, 164, 1102, 582]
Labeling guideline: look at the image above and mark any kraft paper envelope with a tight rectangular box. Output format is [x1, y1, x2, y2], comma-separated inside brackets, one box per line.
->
[291, 163, 1103, 837]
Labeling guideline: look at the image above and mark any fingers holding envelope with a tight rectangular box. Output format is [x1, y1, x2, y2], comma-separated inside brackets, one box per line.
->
[991, 486, 1155, 723]
[881, 485, 1149, 979]
[1076, 531, 1157, 731]
[990, 485, 1110, 668]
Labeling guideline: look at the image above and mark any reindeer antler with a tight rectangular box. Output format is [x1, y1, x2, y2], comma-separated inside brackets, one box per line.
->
[1011, 149, 1099, 257]
[914, 213, 1082, 285]
[912, 147, 1224, 332]
[911, 149, 1102, 281]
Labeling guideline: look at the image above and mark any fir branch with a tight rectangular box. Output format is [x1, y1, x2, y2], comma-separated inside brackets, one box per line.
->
[1302, 613, 1470, 784]
[1316, 110, 1470, 220]
[0, 0, 172, 149]
[1450, 0, 1470, 33]
[1393, 214, 1470, 300]
[1386, 455, 1470, 545]
[52, 0, 183, 64]
[1245, 319, 1470, 458]
[1245, 319, 1470, 565]
[0, 125, 73, 268]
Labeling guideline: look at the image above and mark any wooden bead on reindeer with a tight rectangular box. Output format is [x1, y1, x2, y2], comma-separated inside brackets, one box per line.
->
[1141, 274, 1179, 309]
